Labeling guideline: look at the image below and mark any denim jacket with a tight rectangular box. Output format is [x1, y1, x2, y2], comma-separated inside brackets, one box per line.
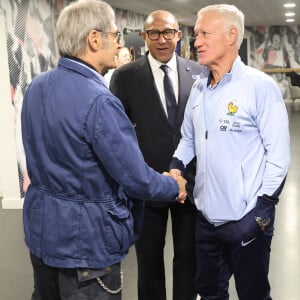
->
[21, 58, 178, 268]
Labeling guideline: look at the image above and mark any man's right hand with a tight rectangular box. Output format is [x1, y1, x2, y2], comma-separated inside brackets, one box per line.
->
[176, 175, 187, 203]
[163, 171, 187, 203]
[169, 168, 182, 180]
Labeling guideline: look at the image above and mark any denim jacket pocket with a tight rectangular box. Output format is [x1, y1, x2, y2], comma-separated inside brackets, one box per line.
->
[104, 200, 134, 254]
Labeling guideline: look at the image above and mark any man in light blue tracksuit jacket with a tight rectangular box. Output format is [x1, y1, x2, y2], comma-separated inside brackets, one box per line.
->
[170, 4, 290, 300]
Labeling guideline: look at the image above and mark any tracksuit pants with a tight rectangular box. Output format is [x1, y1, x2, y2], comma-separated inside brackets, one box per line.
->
[195, 210, 273, 300]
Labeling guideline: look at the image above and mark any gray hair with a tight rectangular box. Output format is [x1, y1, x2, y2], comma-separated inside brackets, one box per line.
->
[56, 0, 115, 56]
[196, 4, 244, 49]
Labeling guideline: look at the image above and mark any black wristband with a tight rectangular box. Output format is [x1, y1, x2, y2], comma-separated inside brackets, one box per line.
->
[169, 157, 186, 176]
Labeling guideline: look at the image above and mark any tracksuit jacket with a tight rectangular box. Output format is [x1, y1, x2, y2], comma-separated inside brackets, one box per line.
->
[173, 56, 290, 225]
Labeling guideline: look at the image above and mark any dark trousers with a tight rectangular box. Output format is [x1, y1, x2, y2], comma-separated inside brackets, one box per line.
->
[195, 211, 272, 300]
[30, 253, 122, 300]
[135, 200, 197, 300]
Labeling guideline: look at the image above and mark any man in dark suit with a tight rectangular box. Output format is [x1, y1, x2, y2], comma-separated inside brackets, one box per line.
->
[110, 10, 202, 300]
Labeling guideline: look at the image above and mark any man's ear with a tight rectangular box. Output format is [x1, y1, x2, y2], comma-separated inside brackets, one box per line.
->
[87, 29, 102, 51]
[141, 31, 147, 42]
[227, 27, 238, 46]
[176, 30, 182, 41]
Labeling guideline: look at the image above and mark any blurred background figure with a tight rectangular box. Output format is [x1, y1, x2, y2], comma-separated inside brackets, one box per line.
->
[105, 47, 132, 85]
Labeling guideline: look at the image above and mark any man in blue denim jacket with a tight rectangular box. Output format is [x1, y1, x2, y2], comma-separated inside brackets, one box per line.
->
[21, 1, 187, 299]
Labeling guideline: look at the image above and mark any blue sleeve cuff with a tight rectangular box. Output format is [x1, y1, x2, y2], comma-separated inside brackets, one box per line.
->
[169, 157, 186, 176]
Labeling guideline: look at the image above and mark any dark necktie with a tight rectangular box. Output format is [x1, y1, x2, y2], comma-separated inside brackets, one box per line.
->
[160, 64, 177, 125]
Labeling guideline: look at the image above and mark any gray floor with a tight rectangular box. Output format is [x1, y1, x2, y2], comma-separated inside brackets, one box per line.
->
[0, 99, 299, 300]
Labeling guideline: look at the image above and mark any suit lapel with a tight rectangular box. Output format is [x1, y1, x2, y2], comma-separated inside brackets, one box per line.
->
[176, 56, 195, 125]
[177, 56, 192, 108]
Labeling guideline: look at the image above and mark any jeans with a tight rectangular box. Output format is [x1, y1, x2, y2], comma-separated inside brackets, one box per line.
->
[30, 253, 122, 300]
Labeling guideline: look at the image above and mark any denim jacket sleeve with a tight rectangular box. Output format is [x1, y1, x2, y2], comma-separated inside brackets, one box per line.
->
[84, 93, 178, 202]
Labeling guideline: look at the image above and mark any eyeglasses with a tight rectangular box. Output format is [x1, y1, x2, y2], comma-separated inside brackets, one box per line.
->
[95, 29, 121, 43]
[145, 29, 178, 41]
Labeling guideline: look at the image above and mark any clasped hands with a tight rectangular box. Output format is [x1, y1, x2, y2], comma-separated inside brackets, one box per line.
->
[163, 169, 187, 204]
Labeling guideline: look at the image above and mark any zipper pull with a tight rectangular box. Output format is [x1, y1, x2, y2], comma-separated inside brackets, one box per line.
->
[205, 130, 208, 139]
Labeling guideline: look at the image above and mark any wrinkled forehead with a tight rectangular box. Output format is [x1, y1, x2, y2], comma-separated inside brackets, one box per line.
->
[194, 12, 223, 32]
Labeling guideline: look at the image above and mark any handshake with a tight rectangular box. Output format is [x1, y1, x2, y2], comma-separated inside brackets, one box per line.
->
[163, 169, 187, 204]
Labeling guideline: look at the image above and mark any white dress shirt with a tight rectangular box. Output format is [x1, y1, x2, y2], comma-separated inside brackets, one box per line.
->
[147, 53, 179, 117]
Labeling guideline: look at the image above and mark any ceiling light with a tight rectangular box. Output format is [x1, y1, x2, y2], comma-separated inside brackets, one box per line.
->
[283, 3, 296, 8]
[286, 18, 295, 22]
[285, 12, 295, 16]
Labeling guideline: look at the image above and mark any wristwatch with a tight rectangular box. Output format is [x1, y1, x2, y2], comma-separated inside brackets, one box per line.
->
[255, 216, 270, 231]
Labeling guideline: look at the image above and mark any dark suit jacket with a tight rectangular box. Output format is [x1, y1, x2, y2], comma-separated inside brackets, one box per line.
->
[110, 54, 203, 202]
